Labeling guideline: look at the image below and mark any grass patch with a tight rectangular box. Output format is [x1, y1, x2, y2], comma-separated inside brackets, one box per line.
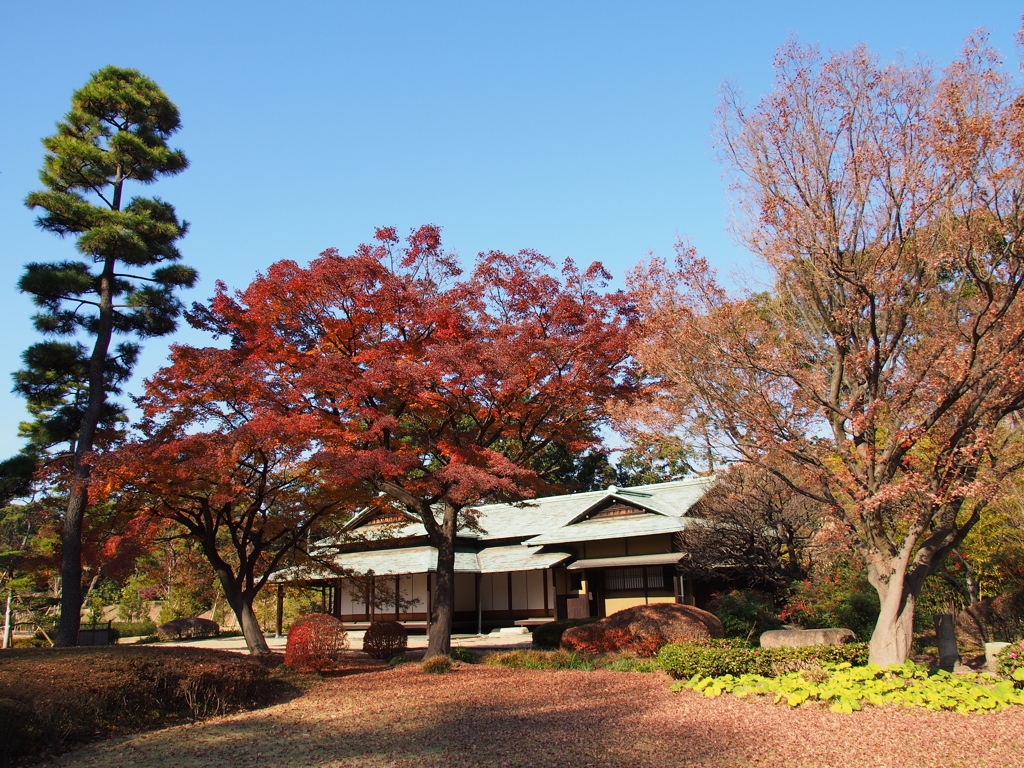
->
[482, 648, 660, 672]
[0, 646, 283, 766]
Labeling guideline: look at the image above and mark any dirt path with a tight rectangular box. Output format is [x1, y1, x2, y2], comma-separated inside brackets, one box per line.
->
[42, 666, 1024, 768]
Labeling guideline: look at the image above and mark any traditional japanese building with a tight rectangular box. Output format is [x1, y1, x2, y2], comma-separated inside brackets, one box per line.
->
[275, 477, 716, 633]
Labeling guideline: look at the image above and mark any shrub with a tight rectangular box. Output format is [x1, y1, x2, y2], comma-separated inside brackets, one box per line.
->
[362, 620, 409, 660]
[782, 558, 880, 641]
[707, 590, 784, 640]
[998, 639, 1024, 687]
[389, 654, 411, 666]
[156, 617, 220, 641]
[531, 618, 598, 648]
[657, 639, 869, 679]
[284, 614, 349, 672]
[0, 647, 273, 764]
[421, 655, 453, 674]
[449, 647, 478, 664]
[113, 619, 157, 638]
[561, 604, 724, 657]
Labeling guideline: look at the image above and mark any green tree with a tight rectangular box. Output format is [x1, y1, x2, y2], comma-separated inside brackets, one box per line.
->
[20, 66, 196, 646]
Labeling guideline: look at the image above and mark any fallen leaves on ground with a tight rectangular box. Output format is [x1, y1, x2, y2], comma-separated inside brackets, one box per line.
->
[40, 665, 1024, 768]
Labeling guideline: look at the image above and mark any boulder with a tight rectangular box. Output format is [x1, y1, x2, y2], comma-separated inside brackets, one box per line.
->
[759, 628, 856, 648]
[561, 603, 724, 657]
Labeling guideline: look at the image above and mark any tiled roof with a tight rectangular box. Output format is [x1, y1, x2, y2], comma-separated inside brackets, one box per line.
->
[278, 543, 572, 579]
[320, 477, 715, 567]
[524, 512, 689, 545]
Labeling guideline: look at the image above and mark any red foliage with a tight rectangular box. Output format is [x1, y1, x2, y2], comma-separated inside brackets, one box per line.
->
[113, 225, 636, 654]
[284, 614, 349, 671]
[561, 604, 725, 657]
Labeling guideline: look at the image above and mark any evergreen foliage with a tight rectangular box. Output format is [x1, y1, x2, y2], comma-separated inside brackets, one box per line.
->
[19, 67, 196, 646]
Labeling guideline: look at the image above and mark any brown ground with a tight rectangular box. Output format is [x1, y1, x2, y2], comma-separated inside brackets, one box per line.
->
[40, 665, 1024, 768]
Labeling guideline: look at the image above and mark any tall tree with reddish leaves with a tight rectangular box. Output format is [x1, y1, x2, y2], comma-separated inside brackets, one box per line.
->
[173, 225, 635, 657]
[629, 32, 1024, 664]
[95, 347, 365, 654]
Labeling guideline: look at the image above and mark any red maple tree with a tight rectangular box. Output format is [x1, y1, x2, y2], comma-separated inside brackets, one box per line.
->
[95, 342, 364, 654]
[110, 225, 635, 657]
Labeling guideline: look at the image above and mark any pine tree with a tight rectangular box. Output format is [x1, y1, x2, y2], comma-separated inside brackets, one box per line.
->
[20, 66, 197, 646]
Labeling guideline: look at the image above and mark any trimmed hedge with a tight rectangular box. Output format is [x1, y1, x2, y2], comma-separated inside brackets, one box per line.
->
[362, 620, 408, 660]
[113, 619, 157, 638]
[285, 614, 349, 671]
[156, 617, 220, 641]
[561, 604, 724, 657]
[0, 647, 274, 765]
[532, 618, 598, 649]
[657, 639, 870, 679]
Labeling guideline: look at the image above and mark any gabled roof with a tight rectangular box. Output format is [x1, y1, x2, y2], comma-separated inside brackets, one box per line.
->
[334, 476, 714, 547]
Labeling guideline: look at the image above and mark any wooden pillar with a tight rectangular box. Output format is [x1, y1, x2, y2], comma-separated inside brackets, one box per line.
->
[507, 572, 514, 620]
[395, 575, 401, 621]
[332, 579, 342, 618]
[275, 584, 284, 637]
[475, 573, 483, 635]
[543, 570, 549, 617]
[426, 572, 432, 631]
[370, 574, 376, 621]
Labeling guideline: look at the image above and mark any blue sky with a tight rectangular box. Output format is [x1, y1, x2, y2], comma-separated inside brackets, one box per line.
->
[0, 1, 1020, 458]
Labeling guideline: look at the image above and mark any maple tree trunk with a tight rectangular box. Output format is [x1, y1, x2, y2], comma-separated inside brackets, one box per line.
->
[214, 570, 270, 655]
[426, 536, 455, 659]
[867, 559, 926, 666]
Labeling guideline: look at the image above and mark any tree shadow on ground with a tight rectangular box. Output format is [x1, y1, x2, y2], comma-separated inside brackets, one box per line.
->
[47, 667, 751, 767]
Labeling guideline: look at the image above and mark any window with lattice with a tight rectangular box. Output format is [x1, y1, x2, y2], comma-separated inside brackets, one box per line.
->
[605, 566, 665, 591]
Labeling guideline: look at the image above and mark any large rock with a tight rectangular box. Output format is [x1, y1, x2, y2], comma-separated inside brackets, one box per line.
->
[561, 603, 724, 657]
[759, 628, 856, 648]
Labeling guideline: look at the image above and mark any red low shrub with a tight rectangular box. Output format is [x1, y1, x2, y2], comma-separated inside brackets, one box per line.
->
[561, 604, 725, 657]
[284, 614, 349, 671]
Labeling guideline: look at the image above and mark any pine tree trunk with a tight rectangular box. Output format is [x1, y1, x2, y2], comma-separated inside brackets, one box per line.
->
[54, 258, 116, 647]
[54, 488, 86, 646]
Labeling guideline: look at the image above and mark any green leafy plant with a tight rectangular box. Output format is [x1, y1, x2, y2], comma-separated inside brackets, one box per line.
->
[998, 639, 1024, 687]
[674, 661, 1024, 714]
[708, 590, 784, 640]
[449, 647, 478, 664]
[781, 558, 880, 642]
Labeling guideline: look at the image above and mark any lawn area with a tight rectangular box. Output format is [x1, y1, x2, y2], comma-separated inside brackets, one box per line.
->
[35, 663, 1024, 768]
